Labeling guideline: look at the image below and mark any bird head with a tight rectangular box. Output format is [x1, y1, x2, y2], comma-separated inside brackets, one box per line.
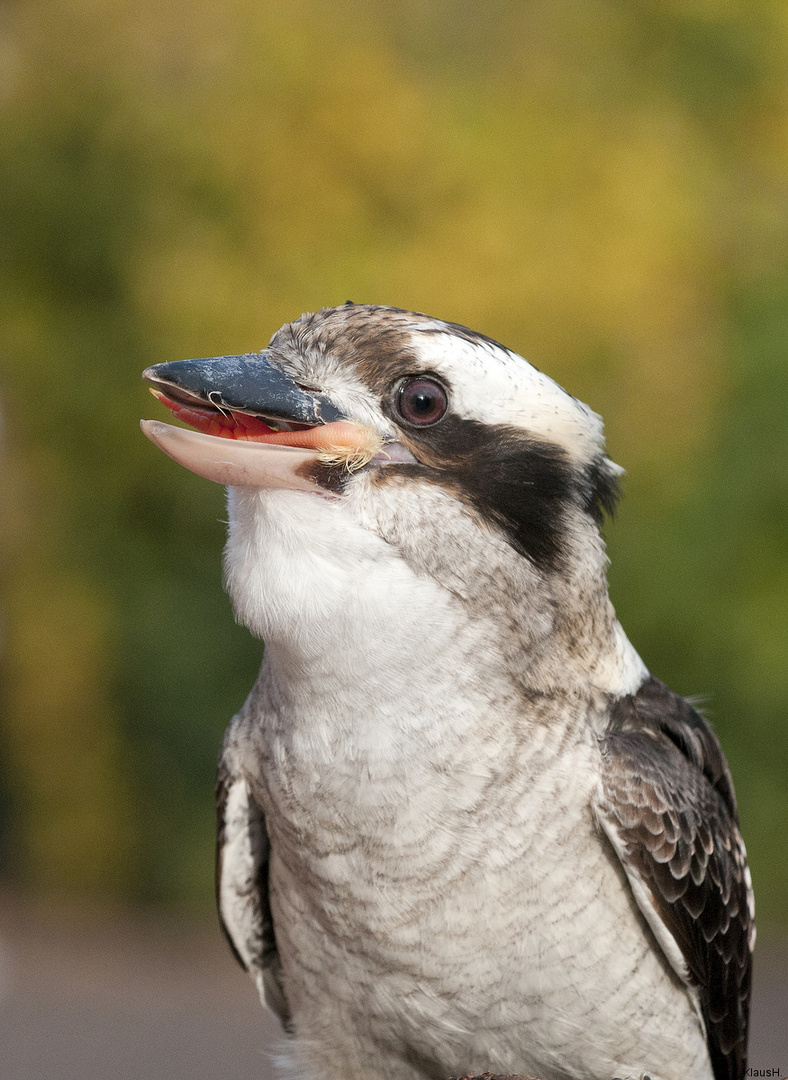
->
[142, 302, 620, 558]
[142, 304, 633, 691]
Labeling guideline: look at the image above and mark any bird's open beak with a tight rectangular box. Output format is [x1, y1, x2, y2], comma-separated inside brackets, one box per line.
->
[140, 352, 384, 490]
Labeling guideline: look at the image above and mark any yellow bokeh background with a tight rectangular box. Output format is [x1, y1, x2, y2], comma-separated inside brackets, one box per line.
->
[0, 0, 786, 924]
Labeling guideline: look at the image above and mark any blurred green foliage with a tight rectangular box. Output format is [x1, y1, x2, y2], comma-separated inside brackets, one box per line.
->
[0, 0, 786, 925]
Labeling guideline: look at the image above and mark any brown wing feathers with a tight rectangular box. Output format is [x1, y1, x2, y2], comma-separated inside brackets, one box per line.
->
[599, 676, 754, 1080]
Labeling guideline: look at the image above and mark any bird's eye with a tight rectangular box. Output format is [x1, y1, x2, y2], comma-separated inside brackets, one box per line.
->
[395, 377, 448, 427]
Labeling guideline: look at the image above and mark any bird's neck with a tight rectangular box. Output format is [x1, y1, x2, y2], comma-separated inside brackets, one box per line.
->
[224, 487, 645, 715]
[532, 519, 647, 697]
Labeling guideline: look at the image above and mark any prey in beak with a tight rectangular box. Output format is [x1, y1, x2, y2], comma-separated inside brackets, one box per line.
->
[140, 351, 385, 491]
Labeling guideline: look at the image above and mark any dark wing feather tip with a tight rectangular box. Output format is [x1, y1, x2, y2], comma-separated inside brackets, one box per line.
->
[599, 676, 754, 1080]
[215, 753, 291, 1029]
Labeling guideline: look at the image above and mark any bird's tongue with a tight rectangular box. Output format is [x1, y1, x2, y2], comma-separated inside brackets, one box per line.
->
[150, 389, 364, 452]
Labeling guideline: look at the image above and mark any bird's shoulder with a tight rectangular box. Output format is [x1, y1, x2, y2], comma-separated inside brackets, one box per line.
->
[594, 675, 754, 1080]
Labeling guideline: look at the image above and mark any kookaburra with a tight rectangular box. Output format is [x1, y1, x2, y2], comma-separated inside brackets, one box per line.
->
[141, 304, 754, 1080]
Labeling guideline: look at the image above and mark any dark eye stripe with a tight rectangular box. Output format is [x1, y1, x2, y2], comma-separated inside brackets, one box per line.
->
[374, 414, 619, 572]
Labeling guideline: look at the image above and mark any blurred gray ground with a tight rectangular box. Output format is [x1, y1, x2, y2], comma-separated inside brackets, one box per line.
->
[0, 894, 785, 1080]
